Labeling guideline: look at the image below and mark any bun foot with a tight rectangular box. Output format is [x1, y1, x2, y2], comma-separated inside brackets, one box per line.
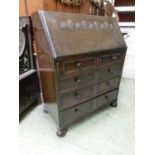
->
[110, 101, 117, 107]
[56, 128, 67, 137]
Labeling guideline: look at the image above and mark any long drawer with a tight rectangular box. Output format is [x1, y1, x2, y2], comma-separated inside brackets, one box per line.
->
[59, 62, 122, 91]
[60, 89, 118, 127]
[60, 76, 120, 110]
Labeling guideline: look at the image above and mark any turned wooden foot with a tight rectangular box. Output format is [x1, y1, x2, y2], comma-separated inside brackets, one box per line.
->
[56, 128, 67, 137]
[110, 101, 118, 107]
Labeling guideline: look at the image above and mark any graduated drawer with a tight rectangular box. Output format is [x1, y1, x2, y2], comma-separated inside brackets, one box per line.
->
[60, 89, 118, 127]
[99, 62, 123, 80]
[97, 77, 120, 94]
[60, 70, 98, 90]
[60, 85, 96, 110]
[59, 56, 97, 75]
[100, 52, 124, 65]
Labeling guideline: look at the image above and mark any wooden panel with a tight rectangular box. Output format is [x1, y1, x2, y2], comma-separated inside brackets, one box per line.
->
[61, 3, 73, 13]
[118, 11, 135, 22]
[25, 0, 43, 16]
[40, 69, 56, 103]
[56, 1, 63, 12]
[79, 0, 92, 14]
[114, 0, 135, 6]
[19, 0, 28, 16]
[43, 0, 57, 11]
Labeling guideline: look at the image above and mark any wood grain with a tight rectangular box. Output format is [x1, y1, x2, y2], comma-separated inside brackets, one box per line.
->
[43, 0, 57, 11]
[19, 0, 28, 16]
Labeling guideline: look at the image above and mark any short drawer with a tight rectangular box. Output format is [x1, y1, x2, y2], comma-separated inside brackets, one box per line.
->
[60, 85, 96, 110]
[60, 71, 98, 90]
[60, 99, 93, 127]
[97, 77, 120, 94]
[61, 57, 96, 74]
[99, 62, 123, 80]
[100, 52, 124, 65]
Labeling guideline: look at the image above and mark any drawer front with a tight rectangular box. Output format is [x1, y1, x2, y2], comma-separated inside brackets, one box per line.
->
[98, 77, 120, 94]
[60, 99, 92, 127]
[99, 62, 123, 80]
[61, 57, 96, 74]
[95, 89, 118, 108]
[60, 71, 98, 90]
[100, 52, 124, 65]
[60, 85, 96, 110]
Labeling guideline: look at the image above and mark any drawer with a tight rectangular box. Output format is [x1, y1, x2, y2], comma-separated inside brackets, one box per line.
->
[60, 85, 96, 110]
[60, 71, 98, 90]
[98, 77, 120, 94]
[100, 52, 124, 65]
[61, 57, 96, 74]
[95, 89, 118, 108]
[60, 99, 93, 127]
[99, 62, 123, 80]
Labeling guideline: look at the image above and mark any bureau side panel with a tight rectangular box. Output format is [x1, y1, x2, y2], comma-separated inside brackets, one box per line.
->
[32, 12, 59, 125]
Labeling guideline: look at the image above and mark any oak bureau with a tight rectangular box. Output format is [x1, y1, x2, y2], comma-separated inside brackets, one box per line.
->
[32, 11, 127, 137]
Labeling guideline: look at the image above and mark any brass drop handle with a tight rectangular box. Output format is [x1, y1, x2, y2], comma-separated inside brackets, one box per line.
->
[75, 62, 82, 68]
[74, 92, 80, 98]
[74, 77, 81, 83]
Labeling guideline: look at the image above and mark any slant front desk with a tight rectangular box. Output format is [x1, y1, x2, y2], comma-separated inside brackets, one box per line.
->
[32, 11, 127, 137]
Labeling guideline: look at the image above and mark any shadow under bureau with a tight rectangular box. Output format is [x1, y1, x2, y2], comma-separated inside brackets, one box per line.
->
[32, 11, 127, 137]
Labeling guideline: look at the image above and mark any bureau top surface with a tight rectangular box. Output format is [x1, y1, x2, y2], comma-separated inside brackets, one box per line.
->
[33, 11, 126, 58]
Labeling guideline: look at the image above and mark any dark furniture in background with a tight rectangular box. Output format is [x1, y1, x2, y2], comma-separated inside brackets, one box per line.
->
[114, 0, 135, 23]
[32, 11, 127, 137]
[19, 16, 40, 115]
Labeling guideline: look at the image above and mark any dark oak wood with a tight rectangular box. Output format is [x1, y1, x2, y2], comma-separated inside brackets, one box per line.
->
[32, 11, 127, 137]
[40, 69, 56, 103]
